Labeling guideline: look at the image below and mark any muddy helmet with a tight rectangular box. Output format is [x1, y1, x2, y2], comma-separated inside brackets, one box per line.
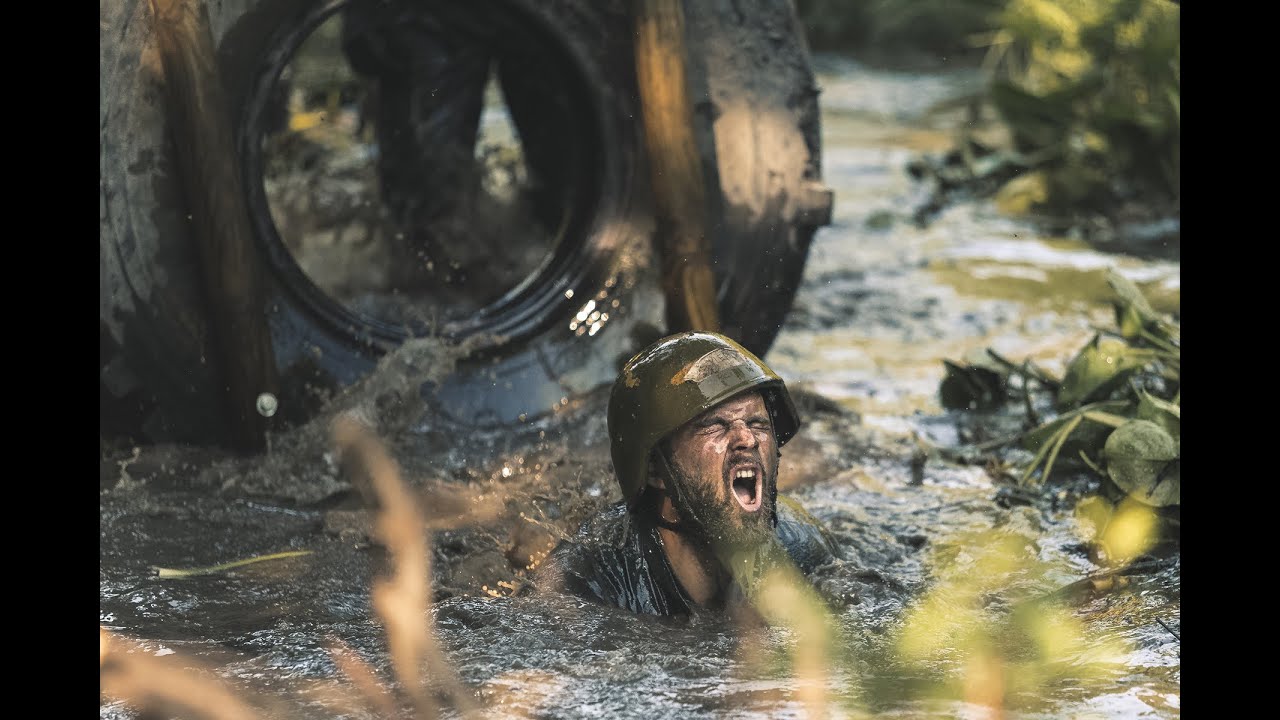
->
[608, 331, 800, 507]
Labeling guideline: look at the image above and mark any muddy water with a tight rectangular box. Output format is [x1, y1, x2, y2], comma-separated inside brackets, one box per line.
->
[100, 55, 1179, 719]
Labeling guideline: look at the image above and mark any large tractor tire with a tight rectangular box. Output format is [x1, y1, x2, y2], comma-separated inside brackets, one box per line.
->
[100, 0, 832, 448]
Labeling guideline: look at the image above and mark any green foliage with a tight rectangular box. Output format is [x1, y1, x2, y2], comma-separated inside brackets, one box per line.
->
[1102, 419, 1179, 507]
[939, 269, 1179, 505]
[796, 0, 1179, 218]
[939, 347, 1059, 414]
[795, 0, 1004, 57]
[1054, 335, 1150, 409]
[983, 0, 1180, 212]
[939, 349, 1009, 412]
[794, 0, 872, 52]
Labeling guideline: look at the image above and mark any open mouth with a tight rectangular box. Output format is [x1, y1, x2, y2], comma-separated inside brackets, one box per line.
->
[730, 465, 763, 512]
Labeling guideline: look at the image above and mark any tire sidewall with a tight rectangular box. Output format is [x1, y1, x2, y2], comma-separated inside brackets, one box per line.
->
[100, 0, 823, 444]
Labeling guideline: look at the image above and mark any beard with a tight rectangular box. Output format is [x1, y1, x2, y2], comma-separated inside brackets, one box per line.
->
[664, 451, 778, 555]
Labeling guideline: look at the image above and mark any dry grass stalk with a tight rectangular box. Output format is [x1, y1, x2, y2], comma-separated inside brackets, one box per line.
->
[331, 414, 480, 718]
[735, 560, 841, 719]
[99, 626, 265, 720]
[327, 638, 402, 718]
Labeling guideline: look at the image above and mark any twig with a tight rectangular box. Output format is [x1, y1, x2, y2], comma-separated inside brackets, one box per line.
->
[985, 348, 1059, 388]
[153, 550, 312, 578]
[1080, 410, 1128, 428]
[1137, 327, 1180, 355]
[1020, 359, 1039, 426]
[972, 434, 1022, 452]
[1038, 413, 1082, 485]
[1033, 557, 1178, 605]
[1078, 449, 1105, 476]
[1154, 617, 1180, 642]
[1019, 418, 1063, 485]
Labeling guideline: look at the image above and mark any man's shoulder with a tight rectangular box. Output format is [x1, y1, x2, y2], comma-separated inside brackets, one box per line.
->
[775, 494, 841, 573]
[569, 501, 632, 545]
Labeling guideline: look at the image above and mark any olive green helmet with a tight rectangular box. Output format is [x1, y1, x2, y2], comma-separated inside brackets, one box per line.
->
[608, 331, 800, 507]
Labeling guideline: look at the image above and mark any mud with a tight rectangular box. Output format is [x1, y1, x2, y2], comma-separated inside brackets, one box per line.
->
[101, 52, 1179, 720]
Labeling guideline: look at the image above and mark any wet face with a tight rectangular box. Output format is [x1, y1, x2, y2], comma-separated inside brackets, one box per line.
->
[664, 392, 779, 546]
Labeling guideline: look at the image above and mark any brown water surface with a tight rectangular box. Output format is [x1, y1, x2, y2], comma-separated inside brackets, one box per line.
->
[100, 54, 1179, 719]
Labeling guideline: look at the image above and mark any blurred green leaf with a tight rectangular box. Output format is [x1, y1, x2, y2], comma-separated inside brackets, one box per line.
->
[984, 0, 1180, 212]
[989, 80, 1072, 153]
[1055, 335, 1148, 409]
[1134, 389, 1179, 447]
[1105, 268, 1175, 344]
[1103, 419, 1179, 507]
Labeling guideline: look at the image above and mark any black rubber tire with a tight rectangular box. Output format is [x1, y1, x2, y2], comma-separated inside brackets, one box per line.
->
[684, 0, 832, 354]
[100, 0, 830, 447]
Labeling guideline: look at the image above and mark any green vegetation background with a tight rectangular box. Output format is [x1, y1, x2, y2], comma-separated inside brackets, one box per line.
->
[796, 0, 1179, 219]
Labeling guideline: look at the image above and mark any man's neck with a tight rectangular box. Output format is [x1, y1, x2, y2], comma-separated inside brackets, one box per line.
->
[655, 497, 730, 607]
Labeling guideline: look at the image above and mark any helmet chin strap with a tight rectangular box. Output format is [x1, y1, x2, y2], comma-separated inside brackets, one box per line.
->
[770, 447, 780, 529]
[650, 446, 709, 538]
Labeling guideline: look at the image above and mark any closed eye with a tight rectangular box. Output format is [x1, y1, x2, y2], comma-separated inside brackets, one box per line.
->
[694, 417, 772, 436]
[698, 420, 730, 435]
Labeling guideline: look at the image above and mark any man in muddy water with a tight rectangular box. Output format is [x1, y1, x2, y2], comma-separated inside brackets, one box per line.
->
[530, 331, 839, 616]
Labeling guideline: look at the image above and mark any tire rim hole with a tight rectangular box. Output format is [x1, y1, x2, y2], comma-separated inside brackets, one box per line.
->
[248, 0, 599, 342]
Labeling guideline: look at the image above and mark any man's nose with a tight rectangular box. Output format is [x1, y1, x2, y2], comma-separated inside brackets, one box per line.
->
[728, 420, 758, 448]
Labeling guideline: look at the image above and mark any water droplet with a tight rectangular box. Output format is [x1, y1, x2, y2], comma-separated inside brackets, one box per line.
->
[256, 392, 278, 418]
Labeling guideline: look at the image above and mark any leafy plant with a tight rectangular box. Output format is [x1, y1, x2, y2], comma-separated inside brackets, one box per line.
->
[981, 0, 1180, 213]
[795, 0, 1003, 57]
[939, 268, 1179, 506]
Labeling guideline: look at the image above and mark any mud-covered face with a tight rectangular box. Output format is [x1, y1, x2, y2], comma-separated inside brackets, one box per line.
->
[665, 392, 779, 546]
